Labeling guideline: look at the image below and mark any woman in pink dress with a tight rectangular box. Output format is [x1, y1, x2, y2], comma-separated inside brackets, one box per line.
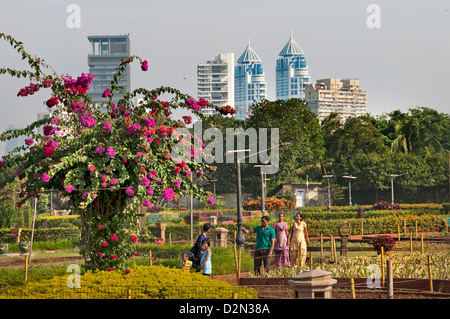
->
[273, 212, 290, 267]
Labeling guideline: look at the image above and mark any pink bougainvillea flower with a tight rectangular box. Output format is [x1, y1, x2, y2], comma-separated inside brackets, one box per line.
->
[98, 252, 103, 257]
[109, 178, 118, 185]
[102, 122, 112, 132]
[110, 255, 118, 260]
[182, 115, 192, 124]
[174, 180, 181, 188]
[142, 199, 152, 207]
[186, 98, 200, 111]
[79, 113, 96, 128]
[142, 117, 156, 128]
[173, 167, 181, 175]
[25, 138, 34, 146]
[82, 192, 89, 199]
[42, 173, 50, 182]
[185, 170, 191, 176]
[65, 185, 75, 193]
[70, 102, 86, 114]
[111, 234, 118, 241]
[208, 198, 215, 205]
[125, 188, 134, 196]
[108, 268, 114, 271]
[141, 60, 148, 71]
[148, 170, 157, 179]
[161, 188, 174, 201]
[130, 235, 137, 243]
[134, 252, 140, 257]
[105, 146, 116, 157]
[126, 123, 141, 134]
[101, 241, 108, 247]
[46, 97, 59, 108]
[95, 145, 105, 154]
[102, 89, 112, 98]
[140, 176, 150, 187]
[97, 225, 104, 229]
[43, 145, 55, 157]
[125, 269, 131, 274]
[88, 165, 96, 172]
[146, 186, 154, 195]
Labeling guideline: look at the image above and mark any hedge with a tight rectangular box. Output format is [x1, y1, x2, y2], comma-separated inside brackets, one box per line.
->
[0, 265, 257, 299]
[0, 227, 80, 243]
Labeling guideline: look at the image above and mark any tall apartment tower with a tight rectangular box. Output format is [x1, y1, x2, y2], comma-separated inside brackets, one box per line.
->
[234, 40, 267, 120]
[87, 35, 131, 106]
[305, 78, 367, 122]
[197, 53, 235, 116]
[276, 30, 311, 101]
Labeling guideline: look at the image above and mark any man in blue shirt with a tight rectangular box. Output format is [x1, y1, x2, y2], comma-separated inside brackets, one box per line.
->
[241, 216, 276, 275]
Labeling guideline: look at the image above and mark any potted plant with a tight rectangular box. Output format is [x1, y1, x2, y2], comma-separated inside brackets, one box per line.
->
[372, 235, 396, 255]
[19, 234, 31, 254]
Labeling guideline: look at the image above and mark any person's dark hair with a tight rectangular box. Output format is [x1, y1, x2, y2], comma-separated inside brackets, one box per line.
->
[261, 215, 270, 222]
[295, 212, 303, 219]
[203, 223, 212, 232]
[201, 238, 210, 246]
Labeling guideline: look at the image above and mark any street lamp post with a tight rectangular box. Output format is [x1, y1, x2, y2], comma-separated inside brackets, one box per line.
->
[342, 175, 357, 206]
[225, 150, 249, 248]
[226, 142, 292, 248]
[254, 165, 272, 215]
[323, 175, 334, 212]
[390, 172, 408, 205]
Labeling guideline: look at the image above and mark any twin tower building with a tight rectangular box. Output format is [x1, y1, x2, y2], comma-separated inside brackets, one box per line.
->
[198, 31, 311, 120]
[198, 31, 367, 122]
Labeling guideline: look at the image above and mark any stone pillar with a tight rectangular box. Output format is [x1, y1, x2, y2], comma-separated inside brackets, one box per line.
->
[211, 227, 229, 248]
[209, 215, 218, 225]
[288, 269, 337, 299]
[339, 226, 351, 257]
[156, 222, 167, 244]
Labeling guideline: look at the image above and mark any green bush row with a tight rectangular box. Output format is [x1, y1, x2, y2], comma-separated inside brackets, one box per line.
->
[0, 227, 80, 243]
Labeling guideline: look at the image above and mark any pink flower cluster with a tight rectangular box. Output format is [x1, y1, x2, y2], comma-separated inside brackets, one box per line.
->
[161, 188, 174, 201]
[46, 97, 59, 108]
[17, 83, 40, 97]
[141, 60, 148, 71]
[79, 113, 97, 128]
[63, 73, 94, 95]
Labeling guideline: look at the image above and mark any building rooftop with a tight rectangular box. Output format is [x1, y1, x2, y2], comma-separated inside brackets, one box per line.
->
[279, 30, 305, 57]
[237, 38, 262, 64]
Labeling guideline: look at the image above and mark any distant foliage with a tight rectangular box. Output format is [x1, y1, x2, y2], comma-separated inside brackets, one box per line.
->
[372, 200, 400, 210]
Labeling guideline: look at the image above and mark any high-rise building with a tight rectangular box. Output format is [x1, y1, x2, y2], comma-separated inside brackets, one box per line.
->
[87, 35, 131, 106]
[197, 53, 235, 116]
[305, 78, 367, 122]
[234, 40, 267, 120]
[276, 30, 311, 101]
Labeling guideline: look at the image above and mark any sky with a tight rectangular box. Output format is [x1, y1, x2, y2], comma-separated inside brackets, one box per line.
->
[0, 0, 449, 156]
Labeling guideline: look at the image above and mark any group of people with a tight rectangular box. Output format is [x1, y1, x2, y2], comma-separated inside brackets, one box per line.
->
[241, 212, 309, 274]
[179, 212, 309, 276]
[180, 223, 213, 276]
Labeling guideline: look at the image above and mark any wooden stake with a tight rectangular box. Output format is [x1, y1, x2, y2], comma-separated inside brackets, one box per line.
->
[310, 252, 313, 269]
[421, 234, 424, 254]
[409, 233, 413, 254]
[415, 220, 418, 239]
[149, 250, 152, 266]
[320, 234, 324, 260]
[127, 288, 131, 299]
[299, 241, 303, 267]
[350, 278, 356, 299]
[404, 219, 406, 234]
[361, 220, 364, 237]
[24, 255, 28, 282]
[387, 260, 393, 299]
[398, 224, 401, 241]
[428, 255, 433, 292]
[380, 246, 385, 286]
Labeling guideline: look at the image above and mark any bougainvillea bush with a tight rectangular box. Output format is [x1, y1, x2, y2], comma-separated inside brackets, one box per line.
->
[0, 33, 233, 272]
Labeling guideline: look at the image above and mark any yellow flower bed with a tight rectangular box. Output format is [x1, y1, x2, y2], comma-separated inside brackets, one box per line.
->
[0, 265, 257, 299]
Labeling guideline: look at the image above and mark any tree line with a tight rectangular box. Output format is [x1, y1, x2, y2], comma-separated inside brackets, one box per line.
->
[199, 99, 450, 205]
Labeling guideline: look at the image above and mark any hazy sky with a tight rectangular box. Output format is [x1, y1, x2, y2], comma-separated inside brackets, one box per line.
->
[0, 0, 449, 156]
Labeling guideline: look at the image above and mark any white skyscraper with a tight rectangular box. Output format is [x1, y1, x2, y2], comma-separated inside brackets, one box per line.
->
[276, 30, 311, 101]
[234, 39, 267, 120]
[197, 53, 235, 116]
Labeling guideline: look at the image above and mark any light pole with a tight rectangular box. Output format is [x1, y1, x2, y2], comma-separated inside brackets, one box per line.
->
[210, 179, 217, 198]
[323, 175, 334, 212]
[342, 175, 357, 206]
[390, 172, 408, 205]
[254, 165, 272, 214]
[226, 142, 292, 248]
[225, 149, 250, 248]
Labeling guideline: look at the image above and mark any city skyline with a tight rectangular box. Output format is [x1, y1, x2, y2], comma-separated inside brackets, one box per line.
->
[0, 0, 449, 156]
